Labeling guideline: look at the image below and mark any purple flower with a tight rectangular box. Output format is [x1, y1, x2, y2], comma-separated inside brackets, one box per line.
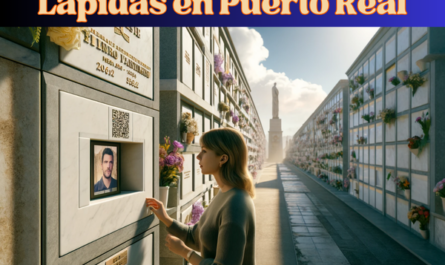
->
[232, 115, 239, 124]
[165, 155, 176, 167]
[214, 54, 224, 74]
[440, 184, 444, 190]
[172, 140, 183, 153]
[389, 77, 395, 82]
[186, 201, 205, 226]
[370, 112, 374, 116]
[416, 117, 422, 123]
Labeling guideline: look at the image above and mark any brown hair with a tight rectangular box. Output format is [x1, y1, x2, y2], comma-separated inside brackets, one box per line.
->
[200, 127, 255, 198]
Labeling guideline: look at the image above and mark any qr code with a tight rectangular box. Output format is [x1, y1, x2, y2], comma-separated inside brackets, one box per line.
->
[112, 109, 130, 139]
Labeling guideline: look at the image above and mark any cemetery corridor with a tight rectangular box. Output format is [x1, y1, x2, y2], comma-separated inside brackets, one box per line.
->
[254, 163, 425, 265]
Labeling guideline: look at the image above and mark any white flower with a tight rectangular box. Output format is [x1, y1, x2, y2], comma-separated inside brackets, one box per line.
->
[47, 27, 86, 51]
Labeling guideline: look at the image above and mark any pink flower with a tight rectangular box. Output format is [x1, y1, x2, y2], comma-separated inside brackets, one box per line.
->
[440, 184, 444, 190]
[416, 117, 421, 122]
[159, 147, 167, 158]
[165, 155, 176, 167]
[159, 157, 165, 168]
[433, 187, 438, 192]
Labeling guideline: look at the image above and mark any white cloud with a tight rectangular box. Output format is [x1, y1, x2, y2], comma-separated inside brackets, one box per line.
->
[228, 27, 327, 137]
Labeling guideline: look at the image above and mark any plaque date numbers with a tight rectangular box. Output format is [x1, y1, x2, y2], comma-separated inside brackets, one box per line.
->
[126, 78, 139, 89]
[96, 62, 115, 77]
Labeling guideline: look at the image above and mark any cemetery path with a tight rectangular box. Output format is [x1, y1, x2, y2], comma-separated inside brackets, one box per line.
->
[274, 162, 425, 265]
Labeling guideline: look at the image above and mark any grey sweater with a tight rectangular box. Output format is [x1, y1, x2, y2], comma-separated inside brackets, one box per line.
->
[167, 188, 256, 265]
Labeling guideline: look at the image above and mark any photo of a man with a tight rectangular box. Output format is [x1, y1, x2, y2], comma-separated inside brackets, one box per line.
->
[91, 141, 120, 199]
[94, 147, 117, 193]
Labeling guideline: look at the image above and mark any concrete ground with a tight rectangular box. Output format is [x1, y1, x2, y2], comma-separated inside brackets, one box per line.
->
[254, 163, 426, 265]
[254, 163, 299, 265]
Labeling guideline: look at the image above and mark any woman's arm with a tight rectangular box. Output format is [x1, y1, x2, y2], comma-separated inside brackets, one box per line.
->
[146, 198, 201, 250]
[165, 234, 204, 265]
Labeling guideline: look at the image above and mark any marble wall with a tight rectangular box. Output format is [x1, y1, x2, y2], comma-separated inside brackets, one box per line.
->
[347, 27, 439, 241]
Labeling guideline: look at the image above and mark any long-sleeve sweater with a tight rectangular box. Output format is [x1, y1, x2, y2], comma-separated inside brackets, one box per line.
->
[167, 187, 256, 265]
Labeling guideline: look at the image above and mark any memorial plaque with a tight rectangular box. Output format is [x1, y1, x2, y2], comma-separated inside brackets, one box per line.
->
[60, 27, 153, 99]
[204, 27, 211, 49]
[182, 28, 193, 89]
[205, 58, 211, 104]
[182, 154, 193, 198]
[105, 250, 128, 265]
[194, 44, 203, 99]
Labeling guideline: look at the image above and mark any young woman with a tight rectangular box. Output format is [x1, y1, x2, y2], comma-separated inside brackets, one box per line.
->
[146, 127, 256, 265]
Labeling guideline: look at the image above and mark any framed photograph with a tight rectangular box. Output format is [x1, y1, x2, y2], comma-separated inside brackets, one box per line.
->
[90, 141, 121, 199]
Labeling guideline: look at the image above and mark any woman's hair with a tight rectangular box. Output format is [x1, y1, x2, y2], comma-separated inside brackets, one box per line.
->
[200, 127, 255, 198]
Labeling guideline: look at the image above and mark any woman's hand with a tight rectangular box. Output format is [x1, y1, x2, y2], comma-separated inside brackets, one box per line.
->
[146, 198, 173, 227]
[165, 234, 189, 258]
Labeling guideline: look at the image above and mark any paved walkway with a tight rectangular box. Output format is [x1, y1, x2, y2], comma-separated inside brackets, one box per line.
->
[254, 163, 298, 265]
[278, 163, 425, 265]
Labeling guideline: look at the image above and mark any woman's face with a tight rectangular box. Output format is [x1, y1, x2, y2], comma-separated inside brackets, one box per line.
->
[197, 145, 221, 175]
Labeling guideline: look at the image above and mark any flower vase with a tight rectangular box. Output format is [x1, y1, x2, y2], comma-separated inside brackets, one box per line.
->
[167, 186, 178, 208]
[404, 189, 410, 200]
[420, 229, 428, 240]
[186, 133, 194, 144]
[397, 70, 408, 80]
[409, 148, 421, 157]
[159, 186, 169, 207]
[181, 132, 187, 143]
[416, 59, 427, 72]
[441, 197, 445, 213]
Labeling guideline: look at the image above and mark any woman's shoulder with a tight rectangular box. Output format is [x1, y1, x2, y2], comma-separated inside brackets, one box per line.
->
[225, 188, 254, 210]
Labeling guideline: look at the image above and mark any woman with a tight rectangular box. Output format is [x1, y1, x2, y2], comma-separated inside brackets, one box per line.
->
[146, 127, 256, 265]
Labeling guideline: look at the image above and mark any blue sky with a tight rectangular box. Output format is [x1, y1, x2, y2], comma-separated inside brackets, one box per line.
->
[229, 27, 379, 138]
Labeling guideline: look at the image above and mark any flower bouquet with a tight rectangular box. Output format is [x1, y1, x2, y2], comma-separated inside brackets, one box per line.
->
[347, 167, 356, 179]
[47, 27, 86, 50]
[350, 95, 362, 112]
[351, 150, 357, 162]
[214, 54, 224, 74]
[389, 76, 401, 86]
[355, 74, 365, 85]
[349, 79, 358, 91]
[334, 180, 343, 191]
[185, 201, 205, 226]
[343, 178, 350, 191]
[408, 206, 430, 239]
[181, 112, 199, 144]
[365, 87, 375, 99]
[394, 176, 411, 199]
[379, 108, 396, 124]
[349, 79, 358, 90]
[333, 166, 342, 174]
[232, 114, 239, 126]
[403, 73, 426, 96]
[416, 112, 431, 140]
[159, 137, 184, 206]
[218, 102, 230, 113]
[433, 178, 445, 213]
[220, 72, 236, 88]
[333, 107, 343, 114]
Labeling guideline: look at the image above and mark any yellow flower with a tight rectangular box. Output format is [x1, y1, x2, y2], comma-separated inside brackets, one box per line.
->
[47, 27, 86, 51]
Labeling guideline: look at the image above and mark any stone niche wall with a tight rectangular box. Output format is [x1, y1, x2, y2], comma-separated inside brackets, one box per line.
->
[347, 27, 442, 242]
[0, 27, 160, 265]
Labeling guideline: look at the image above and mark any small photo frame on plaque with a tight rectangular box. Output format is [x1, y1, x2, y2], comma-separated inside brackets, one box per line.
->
[90, 141, 121, 199]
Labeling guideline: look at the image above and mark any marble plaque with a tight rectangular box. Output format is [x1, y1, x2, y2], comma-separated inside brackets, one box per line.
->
[194, 44, 203, 99]
[182, 28, 193, 89]
[397, 198, 409, 226]
[182, 154, 193, 197]
[205, 57, 211, 104]
[98, 234, 153, 265]
[59, 92, 153, 255]
[397, 27, 409, 55]
[61, 27, 153, 98]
